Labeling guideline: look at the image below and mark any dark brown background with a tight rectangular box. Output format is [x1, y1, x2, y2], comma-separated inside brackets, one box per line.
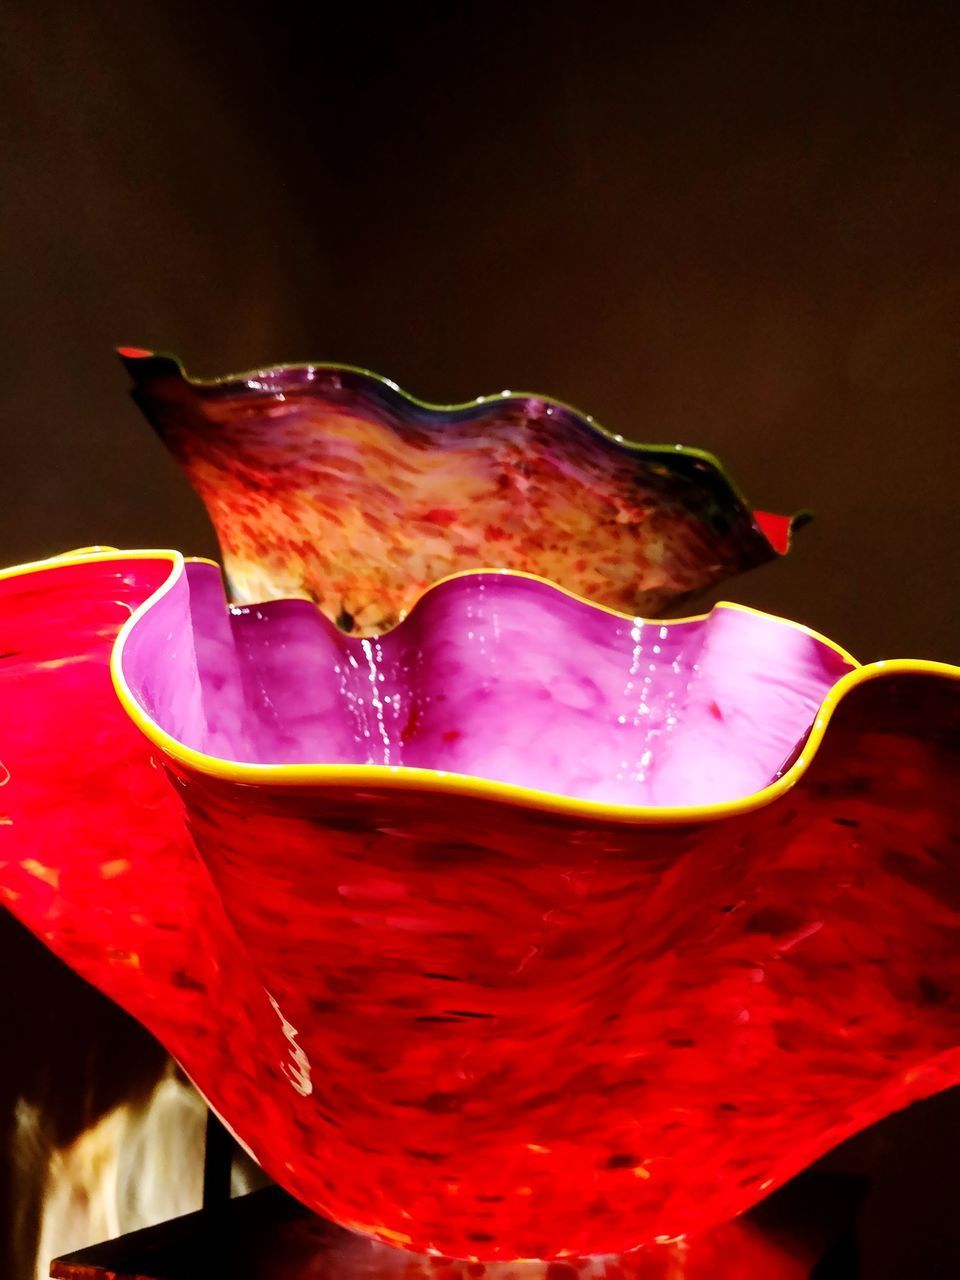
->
[2, 2, 959, 1276]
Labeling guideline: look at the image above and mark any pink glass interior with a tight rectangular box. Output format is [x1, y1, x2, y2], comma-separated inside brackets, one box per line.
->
[120, 563, 853, 807]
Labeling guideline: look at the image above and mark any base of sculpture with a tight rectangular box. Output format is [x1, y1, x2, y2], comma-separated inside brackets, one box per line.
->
[50, 1173, 865, 1280]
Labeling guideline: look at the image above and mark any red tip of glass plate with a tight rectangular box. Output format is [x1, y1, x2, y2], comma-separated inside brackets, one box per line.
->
[753, 509, 795, 556]
[117, 346, 154, 359]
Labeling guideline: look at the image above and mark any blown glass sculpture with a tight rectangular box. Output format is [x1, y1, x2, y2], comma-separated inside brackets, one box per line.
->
[2, 352, 958, 1265]
[119, 349, 799, 631]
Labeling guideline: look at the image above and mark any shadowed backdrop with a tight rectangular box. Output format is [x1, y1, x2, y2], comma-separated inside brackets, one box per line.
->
[2, 2, 959, 1277]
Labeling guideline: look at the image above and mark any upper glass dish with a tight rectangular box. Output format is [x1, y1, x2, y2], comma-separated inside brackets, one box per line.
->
[120, 349, 802, 634]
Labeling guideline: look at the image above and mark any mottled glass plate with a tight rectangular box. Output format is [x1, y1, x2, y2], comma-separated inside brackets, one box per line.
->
[121, 349, 802, 633]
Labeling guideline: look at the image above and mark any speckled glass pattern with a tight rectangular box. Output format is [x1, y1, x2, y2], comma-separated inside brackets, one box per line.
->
[121, 350, 799, 634]
[3, 550, 960, 1261]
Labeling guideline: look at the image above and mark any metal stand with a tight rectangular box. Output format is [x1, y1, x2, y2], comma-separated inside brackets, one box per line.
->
[202, 1110, 234, 1211]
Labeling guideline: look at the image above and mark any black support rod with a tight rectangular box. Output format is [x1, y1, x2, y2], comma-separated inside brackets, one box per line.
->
[202, 1109, 233, 1210]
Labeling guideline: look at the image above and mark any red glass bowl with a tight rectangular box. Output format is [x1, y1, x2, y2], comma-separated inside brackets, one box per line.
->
[120, 349, 801, 633]
[3, 547, 959, 1260]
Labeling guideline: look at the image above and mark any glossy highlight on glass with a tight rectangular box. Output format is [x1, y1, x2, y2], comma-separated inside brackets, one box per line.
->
[3, 547, 959, 1261]
[121, 349, 802, 634]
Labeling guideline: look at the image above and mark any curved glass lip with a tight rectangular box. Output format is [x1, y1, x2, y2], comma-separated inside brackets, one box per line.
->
[5, 547, 957, 827]
[118, 348, 805, 555]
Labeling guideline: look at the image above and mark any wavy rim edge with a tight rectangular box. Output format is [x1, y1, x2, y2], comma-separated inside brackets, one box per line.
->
[5, 547, 957, 826]
[118, 348, 808, 556]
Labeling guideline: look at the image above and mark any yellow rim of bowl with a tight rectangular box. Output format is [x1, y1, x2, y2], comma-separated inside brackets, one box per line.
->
[3, 547, 958, 827]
